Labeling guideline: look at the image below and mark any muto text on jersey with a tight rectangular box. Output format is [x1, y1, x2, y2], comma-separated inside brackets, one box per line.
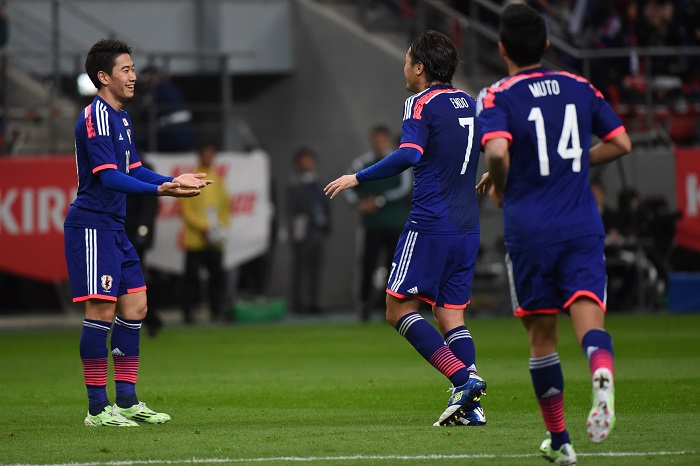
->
[528, 80, 560, 98]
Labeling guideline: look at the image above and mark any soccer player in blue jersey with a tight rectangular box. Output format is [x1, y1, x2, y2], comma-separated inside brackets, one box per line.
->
[476, 4, 632, 463]
[325, 31, 487, 427]
[65, 39, 213, 427]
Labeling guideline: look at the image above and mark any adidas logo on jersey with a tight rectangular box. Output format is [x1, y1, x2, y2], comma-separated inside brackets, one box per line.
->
[119, 133, 124, 141]
[407, 287, 418, 294]
[111, 348, 125, 356]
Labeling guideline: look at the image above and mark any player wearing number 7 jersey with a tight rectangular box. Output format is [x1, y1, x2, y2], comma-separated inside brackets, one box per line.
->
[326, 30, 487, 427]
[477, 4, 631, 464]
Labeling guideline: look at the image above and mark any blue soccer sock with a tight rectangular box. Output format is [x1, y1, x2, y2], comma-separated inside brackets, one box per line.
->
[111, 316, 142, 408]
[395, 313, 470, 387]
[530, 353, 570, 450]
[80, 319, 112, 416]
[582, 328, 615, 377]
[444, 325, 477, 374]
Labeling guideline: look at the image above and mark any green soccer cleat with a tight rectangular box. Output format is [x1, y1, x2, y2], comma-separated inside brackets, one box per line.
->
[113, 402, 171, 424]
[84, 405, 139, 427]
[587, 368, 616, 443]
[540, 438, 577, 465]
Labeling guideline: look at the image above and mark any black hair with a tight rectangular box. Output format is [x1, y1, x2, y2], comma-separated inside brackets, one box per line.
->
[198, 141, 218, 153]
[408, 30, 458, 85]
[294, 146, 317, 164]
[371, 125, 391, 137]
[84, 39, 133, 89]
[499, 4, 547, 68]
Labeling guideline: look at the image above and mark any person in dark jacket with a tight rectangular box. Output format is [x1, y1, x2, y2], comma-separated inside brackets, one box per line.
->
[285, 147, 331, 314]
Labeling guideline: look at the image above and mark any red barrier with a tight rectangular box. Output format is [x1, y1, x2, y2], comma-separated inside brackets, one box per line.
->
[675, 147, 700, 252]
[0, 156, 76, 282]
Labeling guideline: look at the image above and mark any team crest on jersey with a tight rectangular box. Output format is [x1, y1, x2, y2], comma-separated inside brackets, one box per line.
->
[126, 129, 131, 144]
[123, 118, 129, 127]
[101, 275, 113, 292]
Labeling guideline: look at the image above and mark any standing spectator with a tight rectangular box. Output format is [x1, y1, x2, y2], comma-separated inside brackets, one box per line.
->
[344, 125, 412, 321]
[125, 159, 163, 337]
[285, 147, 331, 314]
[138, 66, 196, 153]
[180, 143, 231, 323]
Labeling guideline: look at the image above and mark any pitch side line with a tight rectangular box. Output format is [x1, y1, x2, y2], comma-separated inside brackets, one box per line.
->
[5, 451, 696, 466]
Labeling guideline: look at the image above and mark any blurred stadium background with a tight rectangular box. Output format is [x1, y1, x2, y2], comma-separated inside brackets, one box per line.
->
[0, 0, 699, 324]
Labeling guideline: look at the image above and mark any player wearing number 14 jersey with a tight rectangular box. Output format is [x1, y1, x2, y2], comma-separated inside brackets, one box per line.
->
[477, 4, 631, 464]
[325, 31, 486, 427]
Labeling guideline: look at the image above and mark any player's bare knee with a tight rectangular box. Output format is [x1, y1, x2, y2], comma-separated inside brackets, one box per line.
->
[386, 308, 411, 327]
[119, 304, 147, 321]
[117, 291, 148, 320]
[523, 315, 558, 352]
[85, 299, 117, 322]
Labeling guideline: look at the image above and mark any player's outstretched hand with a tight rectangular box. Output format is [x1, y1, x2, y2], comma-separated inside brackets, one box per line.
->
[173, 173, 214, 189]
[324, 174, 359, 199]
[157, 181, 201, 198]
[476, 172, 492, 194]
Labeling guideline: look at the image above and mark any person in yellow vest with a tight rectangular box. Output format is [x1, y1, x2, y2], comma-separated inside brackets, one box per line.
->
[180, 143, 231, 323]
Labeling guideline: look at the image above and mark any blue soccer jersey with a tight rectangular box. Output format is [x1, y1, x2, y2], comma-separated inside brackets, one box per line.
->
[477, 68, 625, 252]
[399, 84, 482, 234]
[65, 96, 143, 230]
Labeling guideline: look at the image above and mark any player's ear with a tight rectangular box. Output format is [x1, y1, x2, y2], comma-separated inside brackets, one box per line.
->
[415, 61, 424, 76]
[545, 39, 551, 51]
[97, 70, 109, 87]
[498, 42, 507, 58]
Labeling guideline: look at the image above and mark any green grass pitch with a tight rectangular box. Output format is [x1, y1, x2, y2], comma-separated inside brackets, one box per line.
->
[0, 313, 699, 465]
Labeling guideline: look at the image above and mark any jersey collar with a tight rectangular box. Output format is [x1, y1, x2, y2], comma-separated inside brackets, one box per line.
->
[514, 66, 550, 76]
[94, 95, 123, 114]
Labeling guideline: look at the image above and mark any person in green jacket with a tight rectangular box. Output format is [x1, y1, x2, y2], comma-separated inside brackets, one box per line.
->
[344, 126, 412, 321]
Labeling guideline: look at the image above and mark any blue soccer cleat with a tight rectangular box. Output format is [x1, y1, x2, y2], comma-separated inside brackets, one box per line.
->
[434, 401, 486, 426]
[433, 374, 487, 426]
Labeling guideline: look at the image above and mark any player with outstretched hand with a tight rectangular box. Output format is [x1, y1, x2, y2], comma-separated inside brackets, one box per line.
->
[476, 4, 631, 464]
[64, 39, 213, 427]
[326, 30, 487, 427]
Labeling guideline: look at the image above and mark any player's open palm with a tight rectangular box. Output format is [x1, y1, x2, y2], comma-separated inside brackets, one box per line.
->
[173, 173, 214, 189]
[157, 181, 201, 198]
[325, 174, 359, 199]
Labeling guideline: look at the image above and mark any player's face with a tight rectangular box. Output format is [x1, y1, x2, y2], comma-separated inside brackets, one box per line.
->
[104, 54, 136, 102]
[198, 146, 216, 168]
[404, 49, 421, 93]
[297, 153, 316, 173]
[371, 132, 391, 157]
